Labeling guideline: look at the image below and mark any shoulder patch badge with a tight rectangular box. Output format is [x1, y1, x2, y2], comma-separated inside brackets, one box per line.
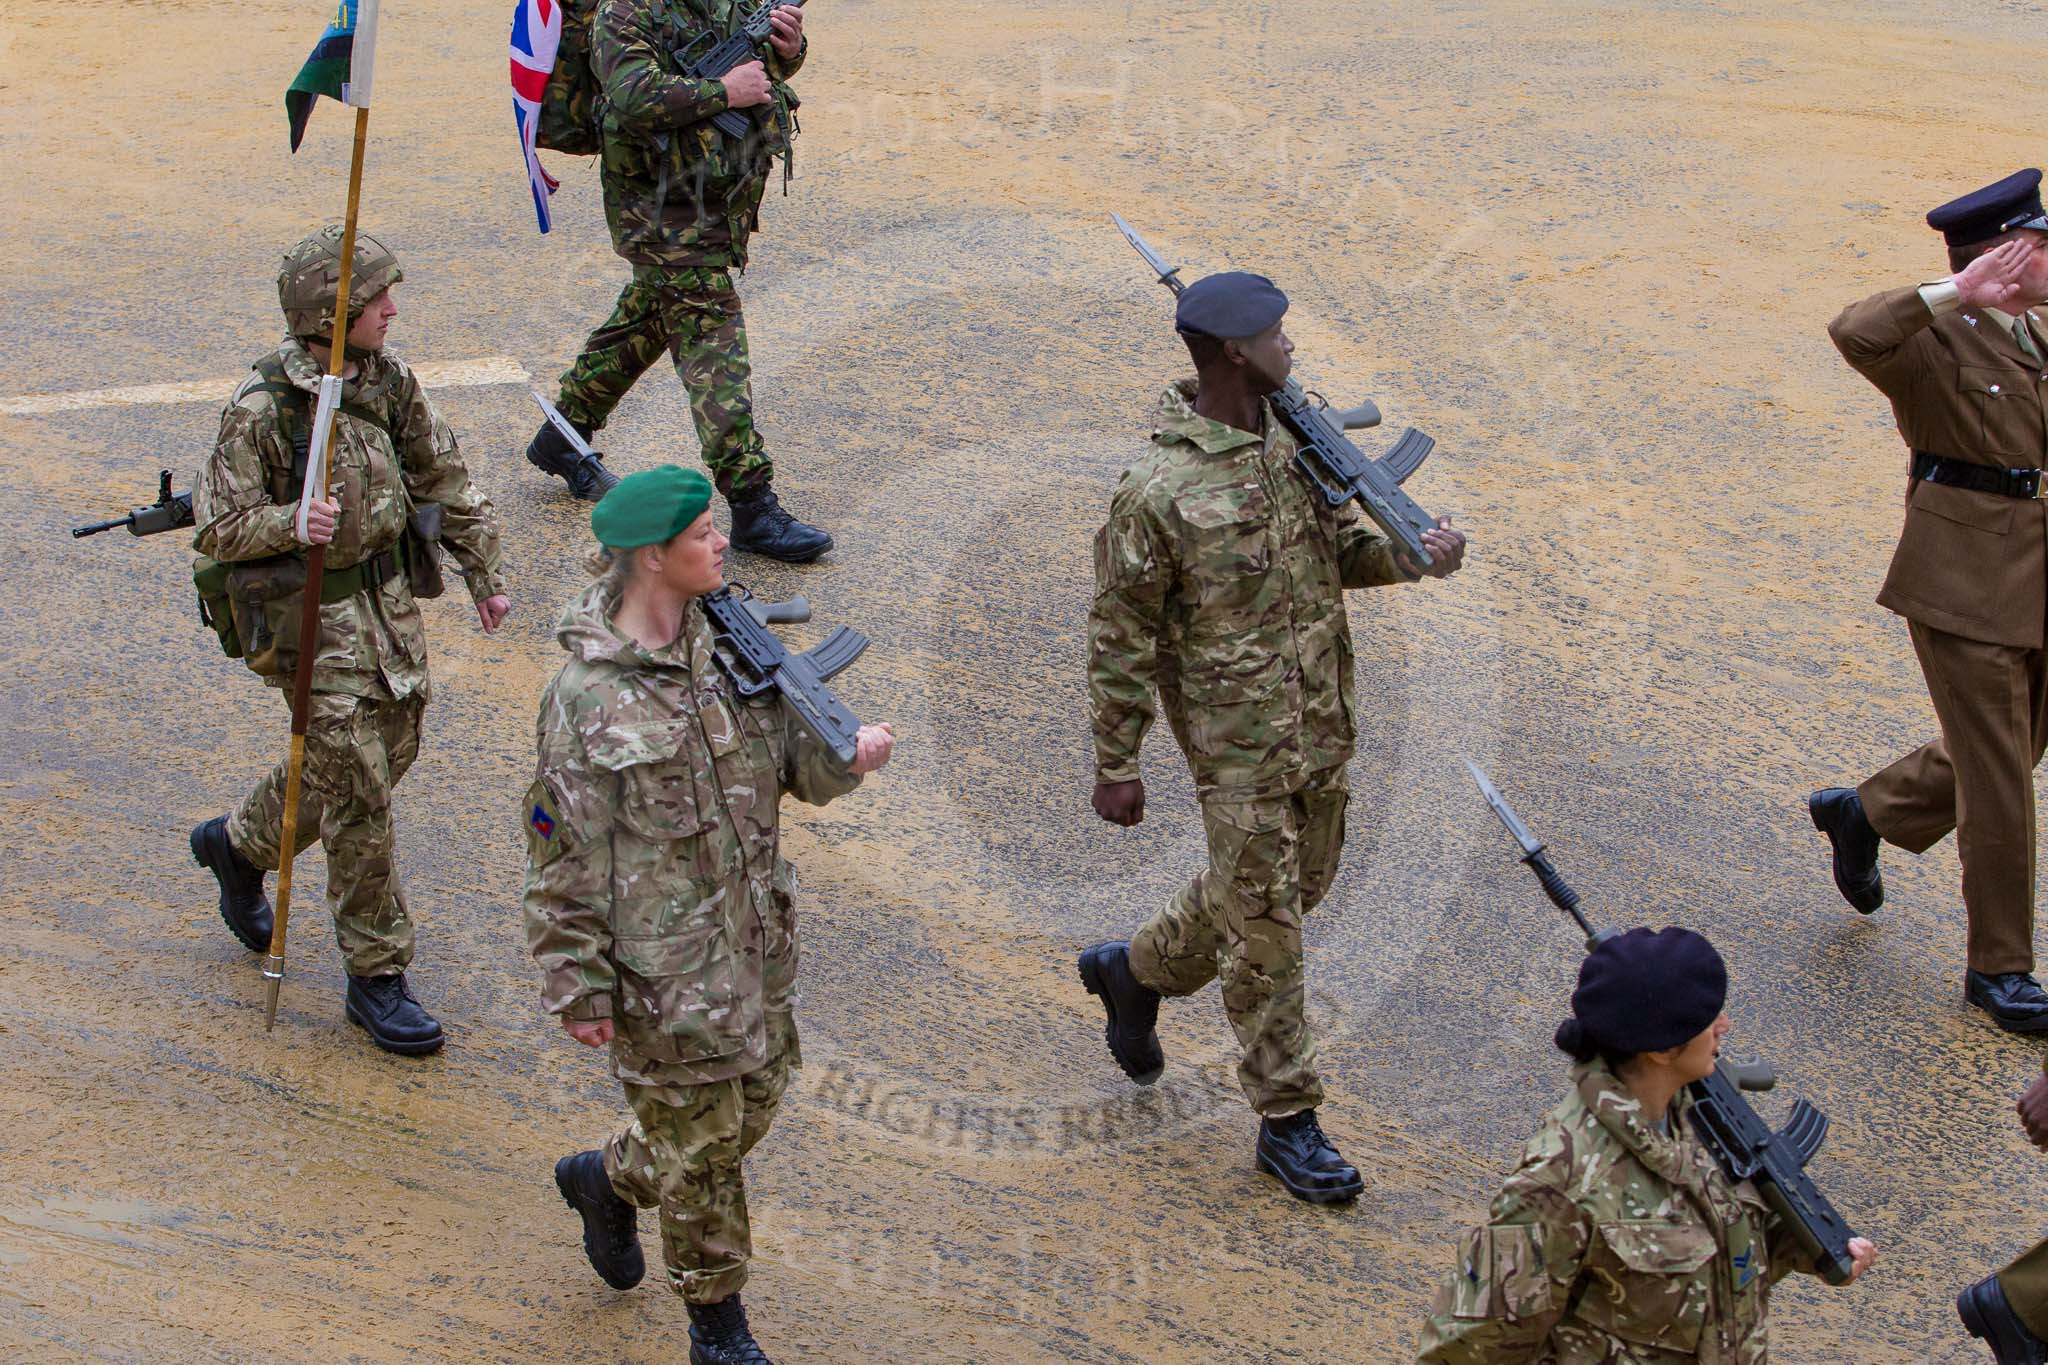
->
[530, 803, 555, 840]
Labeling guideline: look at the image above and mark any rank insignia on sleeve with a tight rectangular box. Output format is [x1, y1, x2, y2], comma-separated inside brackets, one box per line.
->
[530, 803, 555, 840]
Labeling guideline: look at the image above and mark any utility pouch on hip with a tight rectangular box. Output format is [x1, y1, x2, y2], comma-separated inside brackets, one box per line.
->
[225, 553, 310, 678]
[404, 501, 447, 600]
[191, 556, 242, 660]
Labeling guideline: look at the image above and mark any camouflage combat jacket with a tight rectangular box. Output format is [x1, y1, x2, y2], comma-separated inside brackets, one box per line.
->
[522, 579, 859, 1090]
[192, 340, 506, 699]
[1416, 1061, 1817, 1364]
[593, 0, 806, 268]
[1089, 379, 1412, 803]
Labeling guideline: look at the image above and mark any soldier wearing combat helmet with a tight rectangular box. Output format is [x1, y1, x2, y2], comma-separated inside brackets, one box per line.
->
[188, 224, 509, 1054]
[1078, 270, 1466, 1203]
[524, 466, 893, 1364]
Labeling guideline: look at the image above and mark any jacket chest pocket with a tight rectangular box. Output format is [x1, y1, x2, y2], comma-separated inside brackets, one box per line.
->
[1179, 487, 1273, 628]
[1582, 1219, 1716, 1352]
[1960, 365, 2046, 461]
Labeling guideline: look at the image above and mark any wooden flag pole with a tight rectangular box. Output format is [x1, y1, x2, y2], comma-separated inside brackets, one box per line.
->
[264, 103, 371, 1031]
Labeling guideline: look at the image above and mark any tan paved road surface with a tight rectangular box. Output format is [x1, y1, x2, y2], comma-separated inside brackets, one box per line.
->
[5, 0, 2046, 1359]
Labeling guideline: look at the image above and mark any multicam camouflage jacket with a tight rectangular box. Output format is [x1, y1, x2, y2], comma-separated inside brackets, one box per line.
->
[1416, 1060, 1818, 1364]
[191, 340, 506, 699]
[593, 0, 806, 268]
[1089, 379, 1413, 803]
[522, 578, 859, 1090]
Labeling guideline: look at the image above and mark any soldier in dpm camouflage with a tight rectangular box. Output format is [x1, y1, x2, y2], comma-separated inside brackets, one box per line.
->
[1417, 928, 1876, 1364]
[188, 225, 509, 1056]
[524, 0, 834, 565]
[524, 466, 892, 1365]
[1078, 271, 1466, 1205]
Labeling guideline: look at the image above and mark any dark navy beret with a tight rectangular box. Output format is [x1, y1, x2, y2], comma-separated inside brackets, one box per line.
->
[1174, 270, 1289, 339]
[1927, 169, 2048, 247]
[1569, 926, 1727, 1055]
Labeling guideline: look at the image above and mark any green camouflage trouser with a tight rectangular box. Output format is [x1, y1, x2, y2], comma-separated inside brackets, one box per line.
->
[1127, 770, 1349, 1116]
[604, 1015, 797, 1304]
[556, 264, 771, 496]
[226, 690, 423, 977]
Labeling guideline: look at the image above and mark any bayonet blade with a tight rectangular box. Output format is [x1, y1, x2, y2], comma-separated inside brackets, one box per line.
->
[531, 389, 600, 460]
[1111, 213, 1184, 295]
[1465, 758, 1546, 859]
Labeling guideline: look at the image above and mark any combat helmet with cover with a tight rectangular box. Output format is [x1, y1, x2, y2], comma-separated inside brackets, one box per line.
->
[277, 224, 403, 342]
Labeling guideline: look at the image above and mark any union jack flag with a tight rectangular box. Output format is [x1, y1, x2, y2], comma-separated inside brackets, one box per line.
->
[510, 0, 563, 232]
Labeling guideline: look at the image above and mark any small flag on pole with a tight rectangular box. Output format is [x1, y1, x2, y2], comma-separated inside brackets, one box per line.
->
[286, 0, 383, 151]
[510, 0, 563, 232]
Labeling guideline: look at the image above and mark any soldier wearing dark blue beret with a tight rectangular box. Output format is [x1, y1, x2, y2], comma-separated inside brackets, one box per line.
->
[1807, 175, 2048, 1359]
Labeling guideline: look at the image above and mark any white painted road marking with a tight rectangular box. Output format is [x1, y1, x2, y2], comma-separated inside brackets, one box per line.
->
[0, 356, 531, 417]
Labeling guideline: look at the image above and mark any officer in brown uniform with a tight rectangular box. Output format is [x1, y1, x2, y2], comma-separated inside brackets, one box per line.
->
[1959, 1063, 2048, 1362]
[1810, 169, 2048, 1033]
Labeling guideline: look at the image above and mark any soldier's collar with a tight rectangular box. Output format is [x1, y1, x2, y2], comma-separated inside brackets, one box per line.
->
[1154, 378, 1266, 455]
[1573, 1061, 1698, 1186]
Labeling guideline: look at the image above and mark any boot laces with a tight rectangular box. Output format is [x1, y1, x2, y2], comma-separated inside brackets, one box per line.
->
[1294, 1110, 1329, 1151]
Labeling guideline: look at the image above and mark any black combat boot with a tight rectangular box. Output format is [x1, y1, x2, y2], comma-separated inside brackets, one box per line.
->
[1256, 1108, 1364, 1205]
[526, 416, 620, 500]
[1808, 787, 1883, 913]
[344, 972, 446, 1055]
[1078, 941, 1164, 1084]
[727, 484, 832, 563]
[1959, 1273, 2048, 1364]
[189, 816, 273, 952]
[688, 1294, 774, 1365]
[1967, 972, 2048, 1034]
[553, 1149, 645, 1290]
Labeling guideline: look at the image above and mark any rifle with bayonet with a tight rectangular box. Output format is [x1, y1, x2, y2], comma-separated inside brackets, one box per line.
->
[1464, 758, 1861, 1286]
[530, 390, 621, 496]
[702, 584, 867, 767]
[677, 0, 806, 142]
[1111, 213, 1444, 568]
[72, 469, 194, 539]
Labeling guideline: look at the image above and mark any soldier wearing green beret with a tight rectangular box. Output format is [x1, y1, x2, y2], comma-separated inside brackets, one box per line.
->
[1079, 271, 1466, 1204]
[1416, 928, 1875, 1363]
[188, 225, 510, 1055]
[523, 466, 893, 1365]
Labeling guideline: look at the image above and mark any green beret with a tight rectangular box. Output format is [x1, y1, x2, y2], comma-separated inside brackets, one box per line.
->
[590, 465, 713, 549]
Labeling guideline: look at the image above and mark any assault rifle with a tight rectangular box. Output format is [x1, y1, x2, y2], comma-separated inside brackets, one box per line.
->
[703, 584, 866, 767]
[72, 469, 195, 539]
[679, 0, 807, 142]
[1465, 759, 1861, 1286]
[1112, 214, 1443, 567]
[530, 391, 622, 496]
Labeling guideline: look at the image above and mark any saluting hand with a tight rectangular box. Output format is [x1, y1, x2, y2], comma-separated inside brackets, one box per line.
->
[767, 4, 803, 59]
[850, 722, 895, 774]
[721, 59, 773, 109]
[563, 1016, 614, 1048]
[2019, 1073, 2048, 1149]
[1954, 236, 2043, 313]
[1395, 517, 1468, 580]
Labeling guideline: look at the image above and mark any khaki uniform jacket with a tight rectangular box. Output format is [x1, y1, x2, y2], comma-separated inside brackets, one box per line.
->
[1417, 1062, 1817, 1364]
[1829, 285, 2048, 648]
[1089, 380, 1410, 804]
[191, 341, 507, 699]
[522, 580, 858, 1091]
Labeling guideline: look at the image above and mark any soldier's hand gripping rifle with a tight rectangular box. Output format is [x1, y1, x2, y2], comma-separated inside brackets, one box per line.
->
[72, 469, 195, 538]
[702, 584, 867, 767]
[1111, 214, 1443, 568]
[678, 0, 807, 142]
[530, 391, 621, 497]
[1464, 759, 1862, 1286]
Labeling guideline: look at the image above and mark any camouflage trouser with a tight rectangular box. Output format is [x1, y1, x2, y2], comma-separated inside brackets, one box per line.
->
[555, 264, 771, 496]
[604, 1015, 797, 1305]
[1128, 772, 1349, 1116]
[226, 690, 423, 977]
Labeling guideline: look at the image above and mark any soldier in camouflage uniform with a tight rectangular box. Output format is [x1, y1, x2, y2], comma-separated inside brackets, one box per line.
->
[1416, 928, 1875, 1363]
[1078, 271, 1467, 1204]
[523, 465, 893, 1365]
[525, 0, 833, 565]
[188, 225, 510, 1055]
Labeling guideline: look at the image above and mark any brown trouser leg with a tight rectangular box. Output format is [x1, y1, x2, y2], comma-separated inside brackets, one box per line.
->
[1857, 620, 2048, 975]
[2000, 1235, 2048, 1341]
